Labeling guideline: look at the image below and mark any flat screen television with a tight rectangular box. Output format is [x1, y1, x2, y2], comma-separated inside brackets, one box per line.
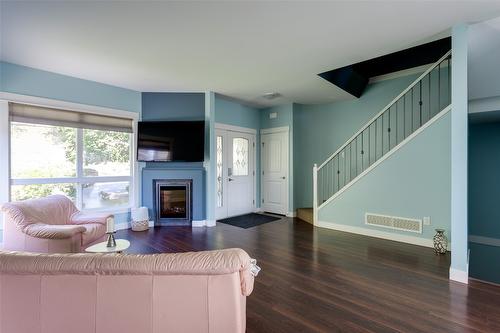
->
[137, 121, 205, 162]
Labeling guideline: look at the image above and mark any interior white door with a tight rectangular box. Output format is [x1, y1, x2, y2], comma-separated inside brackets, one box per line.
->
[215, 128, 255, 219]
[261, 130, 288, 215]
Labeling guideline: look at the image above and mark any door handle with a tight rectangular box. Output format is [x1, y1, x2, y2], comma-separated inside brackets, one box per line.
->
[281, 176, 286, 179]
[228, 178, 234, 181]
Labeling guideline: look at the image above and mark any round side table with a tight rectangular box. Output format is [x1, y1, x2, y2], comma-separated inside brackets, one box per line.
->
[85, 239, 130, 254]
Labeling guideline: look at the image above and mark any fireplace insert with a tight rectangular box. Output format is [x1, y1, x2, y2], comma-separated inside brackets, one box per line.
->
[154, 179, 192, 226]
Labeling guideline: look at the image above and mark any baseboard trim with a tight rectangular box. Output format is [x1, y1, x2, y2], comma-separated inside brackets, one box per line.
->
[317, 220, 434, 248]
[286, 211, 296, 218]
[192, 220, 206, 227]
[206, 219, 216, 227]
[449, 268, 469, 284]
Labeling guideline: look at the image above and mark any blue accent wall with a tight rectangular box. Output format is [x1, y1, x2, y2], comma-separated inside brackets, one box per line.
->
[141, 92, 205, 121]
[0, 62, 141, 113]
[293, 73, 421, 208]
[141, 165, 205, 222]
[140, 92, 209, 220]
[468, 121, 500, 284]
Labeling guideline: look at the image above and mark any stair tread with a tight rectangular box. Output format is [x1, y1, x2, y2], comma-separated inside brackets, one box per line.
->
[297, 208, 314, 224]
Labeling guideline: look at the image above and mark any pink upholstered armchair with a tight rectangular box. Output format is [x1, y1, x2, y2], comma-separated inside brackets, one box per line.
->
[1, 195, 111, 253]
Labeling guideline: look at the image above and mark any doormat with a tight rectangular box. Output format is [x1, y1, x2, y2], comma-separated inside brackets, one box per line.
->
[217, 213, 281, 229]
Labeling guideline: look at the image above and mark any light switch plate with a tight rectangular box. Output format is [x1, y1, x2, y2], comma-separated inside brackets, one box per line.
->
[269, 112, 277, 119]
[423, 216, 431, 226]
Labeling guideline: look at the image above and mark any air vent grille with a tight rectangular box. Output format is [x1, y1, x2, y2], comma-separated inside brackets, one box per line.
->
[365, 213, 422, 234]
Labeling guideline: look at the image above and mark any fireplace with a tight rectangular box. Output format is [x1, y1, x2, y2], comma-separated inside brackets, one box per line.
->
[154, 179, 192, 226]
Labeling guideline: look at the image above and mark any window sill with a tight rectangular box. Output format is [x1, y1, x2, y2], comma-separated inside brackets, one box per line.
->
[81, 207, 132, 216]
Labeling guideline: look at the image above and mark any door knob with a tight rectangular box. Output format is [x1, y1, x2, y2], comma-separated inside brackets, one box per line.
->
[281, 176, 286, 179]
[228, 178, 234, 181]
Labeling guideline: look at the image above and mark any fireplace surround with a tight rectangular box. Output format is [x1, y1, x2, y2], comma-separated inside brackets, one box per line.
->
[154, 179, 192, 226]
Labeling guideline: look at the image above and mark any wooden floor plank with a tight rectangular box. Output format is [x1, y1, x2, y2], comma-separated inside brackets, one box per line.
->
[116, 217, 500, 333]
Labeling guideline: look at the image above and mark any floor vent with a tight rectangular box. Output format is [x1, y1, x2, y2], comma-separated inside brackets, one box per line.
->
[365, 213, 422, 234]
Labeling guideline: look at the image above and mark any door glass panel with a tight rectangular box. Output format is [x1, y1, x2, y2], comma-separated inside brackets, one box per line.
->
[216, 135, 223, 208]
[232, 137, 249, 176]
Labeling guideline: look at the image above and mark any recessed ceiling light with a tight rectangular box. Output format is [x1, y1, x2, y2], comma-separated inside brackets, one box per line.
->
[262, 92, 281, 100]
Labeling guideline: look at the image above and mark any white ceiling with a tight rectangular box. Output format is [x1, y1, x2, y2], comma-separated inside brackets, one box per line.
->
[2, 1, 500, 107]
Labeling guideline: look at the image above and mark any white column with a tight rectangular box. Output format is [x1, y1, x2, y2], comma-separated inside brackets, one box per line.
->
[450, 24, 469, 284]
[204, 92, 216, 227]
[312, 163, 318, 225]
[0, 100, 9, 232]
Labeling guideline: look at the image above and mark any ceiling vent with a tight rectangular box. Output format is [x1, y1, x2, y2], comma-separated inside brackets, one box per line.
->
[365, 213, 422, 234]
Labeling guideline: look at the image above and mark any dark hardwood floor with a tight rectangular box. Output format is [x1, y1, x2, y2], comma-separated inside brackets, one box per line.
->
[117, 217, 500, 333]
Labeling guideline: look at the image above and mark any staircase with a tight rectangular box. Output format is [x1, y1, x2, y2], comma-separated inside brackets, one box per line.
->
[297, 50, 452, 225]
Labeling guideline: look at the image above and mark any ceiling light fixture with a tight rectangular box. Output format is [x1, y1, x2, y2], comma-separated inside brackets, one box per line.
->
[262, 92, 281, 100]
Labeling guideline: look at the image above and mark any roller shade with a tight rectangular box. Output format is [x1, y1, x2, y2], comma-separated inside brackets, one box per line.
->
[9, 102, 133, 133]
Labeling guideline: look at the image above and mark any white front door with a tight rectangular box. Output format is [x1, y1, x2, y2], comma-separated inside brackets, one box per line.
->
[215, 127, 255, 219]
[261, 129, 288, 215]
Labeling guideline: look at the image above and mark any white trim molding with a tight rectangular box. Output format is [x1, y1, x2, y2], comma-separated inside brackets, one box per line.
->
[260, 126, 289, 134]
[469, 235, 500, 247]
[449, 268, 469, 284]
[192, 219, 216, 227]
[0, 92, 139, 120]
[316, 220, 435, 248]
[0, 100, 10, 230]
[192, 220, 207, 228]
[468, 95, 500, 114]
[215, 122, 257, 134]
[286, 211, 296, 218]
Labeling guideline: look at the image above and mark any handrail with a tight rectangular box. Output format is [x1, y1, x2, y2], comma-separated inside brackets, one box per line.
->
[317, 50, 451, 170]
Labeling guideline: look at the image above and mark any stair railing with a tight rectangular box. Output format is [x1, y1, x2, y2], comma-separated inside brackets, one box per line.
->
[313, 50, 452, 224]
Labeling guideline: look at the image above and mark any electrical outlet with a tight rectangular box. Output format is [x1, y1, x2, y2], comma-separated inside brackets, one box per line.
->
[423, 216, 431, 226]
[269, 112, 277, 119]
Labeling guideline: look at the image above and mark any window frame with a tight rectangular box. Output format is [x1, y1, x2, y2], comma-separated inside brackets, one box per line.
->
[1, 93, 139, 214]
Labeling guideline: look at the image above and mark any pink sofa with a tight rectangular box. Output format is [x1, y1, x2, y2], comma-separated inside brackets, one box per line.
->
[1, 195, 111, 253]
[0, 248, 255, 333]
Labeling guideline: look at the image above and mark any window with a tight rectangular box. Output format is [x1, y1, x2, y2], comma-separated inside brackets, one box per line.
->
[9, 102, 134, 211]
[232, 137, 249, 176]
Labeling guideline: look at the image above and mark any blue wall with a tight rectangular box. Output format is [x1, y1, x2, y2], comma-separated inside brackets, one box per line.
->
[214, 95, 262, 208]
[293, 73, 421, 208]
[0, 62, 141, 113]
[0, 62, 142, 232]
[214, 95, 260, 129]
[142, 165, 205, 222]
[468, 121, 500, 284]
[318, 111, 452, 243]
[141, 92, 204, 121]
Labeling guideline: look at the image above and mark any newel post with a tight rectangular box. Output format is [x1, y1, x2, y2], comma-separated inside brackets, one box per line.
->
[312, 163, 318, 225]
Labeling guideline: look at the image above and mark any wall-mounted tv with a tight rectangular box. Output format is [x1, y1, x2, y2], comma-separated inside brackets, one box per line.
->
[137, 121, 205, 162]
